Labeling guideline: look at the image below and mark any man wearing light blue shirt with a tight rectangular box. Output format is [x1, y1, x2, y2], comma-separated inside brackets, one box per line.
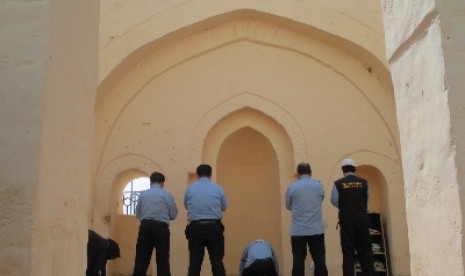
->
[239, 239, 279, 276]
[184, 164, 228, 276]
[132, 172, 178, 276]
[285, 162, 328, 276]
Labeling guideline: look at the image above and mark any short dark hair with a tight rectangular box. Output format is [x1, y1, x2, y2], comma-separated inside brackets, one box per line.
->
[150, 172, 165, 183]
[196, 164, 212, 177]
[297, 162, 312, 175]
[342, 165, 356, 174]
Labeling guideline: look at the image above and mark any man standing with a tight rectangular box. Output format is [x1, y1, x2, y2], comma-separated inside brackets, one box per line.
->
[239, 239, 279, 276]
[184, 164, 228, 276]
[285, 162, 328, 276]
[330, 158, 374, 276]
[132, 172, 178, 276]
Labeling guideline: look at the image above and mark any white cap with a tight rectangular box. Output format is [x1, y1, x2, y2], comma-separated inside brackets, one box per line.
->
[341, 158, 356, 167]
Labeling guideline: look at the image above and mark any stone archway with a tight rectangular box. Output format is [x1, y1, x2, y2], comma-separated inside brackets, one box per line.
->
[5, 1, 465, 275]
[329, 152, 409, 275]
[217, 127, 281, 274]
[94, 4, 406, 275]
[92, 154, 162, 275]
[93, 14, 405, 274]
[200, 107, 295, 274]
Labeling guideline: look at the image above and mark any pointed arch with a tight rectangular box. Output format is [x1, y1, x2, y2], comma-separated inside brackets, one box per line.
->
[187, 92, 306, 169]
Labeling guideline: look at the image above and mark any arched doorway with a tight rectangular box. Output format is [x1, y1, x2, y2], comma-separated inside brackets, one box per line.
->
[357, 165, 388, 215]
[217, 127, 281, 275]
[357, 165, 391, 273]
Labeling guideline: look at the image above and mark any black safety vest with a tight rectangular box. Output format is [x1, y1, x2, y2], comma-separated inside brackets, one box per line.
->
[334, 174, 369, 223]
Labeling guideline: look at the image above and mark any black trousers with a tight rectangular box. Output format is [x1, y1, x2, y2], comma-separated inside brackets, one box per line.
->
[291, 234, 328, 276]
[339, 218, 375, 276]
[133, 220, 171, 276]
[185, 220, 225, 276]
[243, 258, 278, 276]
[87, 230, 109, 276]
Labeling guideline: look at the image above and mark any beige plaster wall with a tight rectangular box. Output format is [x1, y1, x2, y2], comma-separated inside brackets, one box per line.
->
[3, 1, 463, 275]
[31, 0, 99, 274]
[0, 1, 48, 274]
[113, 215, 147, 276]
[217, 127, 282, 274]
[0, 0, 99, 275]
[381, 0, 465, 275]
[98, 0, 390, 101]
[93, 8, 409, 274]
[205, 110, 294, 274]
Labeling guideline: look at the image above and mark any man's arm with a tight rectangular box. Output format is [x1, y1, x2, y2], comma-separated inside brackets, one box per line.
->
[183, 188, 189, 210]
[330, 185, 339, 208]
[285, 187, 292, 210]
[367, 184, 370, 202]
[239, 245, 249, 276]
[167, 193, 178, 220]
[270, 243, 279, 274]
[220, 188, 228, 211]
[135, 194, 142, 219]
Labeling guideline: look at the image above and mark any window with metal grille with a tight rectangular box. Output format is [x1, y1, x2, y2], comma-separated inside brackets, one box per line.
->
[122, 177, 149, 215]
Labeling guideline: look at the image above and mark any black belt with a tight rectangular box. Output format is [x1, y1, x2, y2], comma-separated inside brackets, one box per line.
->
[142, 219, 168, 226]
[190, 219, 220, 225]
[254, 258, 272, 263]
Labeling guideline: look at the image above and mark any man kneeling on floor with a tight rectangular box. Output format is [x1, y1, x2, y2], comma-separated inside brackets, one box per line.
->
[239, 239, 279, 276]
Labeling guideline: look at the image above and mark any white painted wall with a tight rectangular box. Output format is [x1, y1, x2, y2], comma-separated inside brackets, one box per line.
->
[381, 0, 465, 275]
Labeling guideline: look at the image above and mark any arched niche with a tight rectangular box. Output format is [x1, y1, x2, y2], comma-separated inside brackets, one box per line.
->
[217, 127, 281, 273]
[357, 165, 389, 215]
[92, 154, 162, 275]
[92, 154, 161, 232]
[329, 152, 408, 274]
[201, 107, 295, 274]
[108, 169, 151, 276]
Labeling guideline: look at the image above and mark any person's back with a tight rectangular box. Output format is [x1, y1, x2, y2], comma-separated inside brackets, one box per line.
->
[184, 177, 225, 220]
[184, 164, 228, 276]
[286, 176, 324, 235]
[333, 173, 369, 223]
[132, 172, 178, 276]
[240, 240, 279, 276]
[285, 162, 327, 276]
[330, 159, 374, 276]
[136, 184, 178, 222]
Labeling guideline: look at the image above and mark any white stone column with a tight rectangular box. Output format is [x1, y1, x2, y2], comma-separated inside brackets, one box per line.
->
[0, 0, 99, 275]
[381, 1, 465, 275]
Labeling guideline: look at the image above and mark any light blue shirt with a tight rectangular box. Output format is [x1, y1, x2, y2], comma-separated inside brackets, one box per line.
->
[184, 177, 228, 221]
[285, 175, 325, 236]
[239, 240, 279, 275]
[135, 183, 178, 224]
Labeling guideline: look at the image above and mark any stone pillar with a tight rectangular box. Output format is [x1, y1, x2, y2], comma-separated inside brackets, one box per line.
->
[381, 1, 465, 275]
[0, 0, 99, 275]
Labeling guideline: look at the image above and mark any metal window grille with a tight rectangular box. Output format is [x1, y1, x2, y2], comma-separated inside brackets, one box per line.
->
[122, 180, 142, 215]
